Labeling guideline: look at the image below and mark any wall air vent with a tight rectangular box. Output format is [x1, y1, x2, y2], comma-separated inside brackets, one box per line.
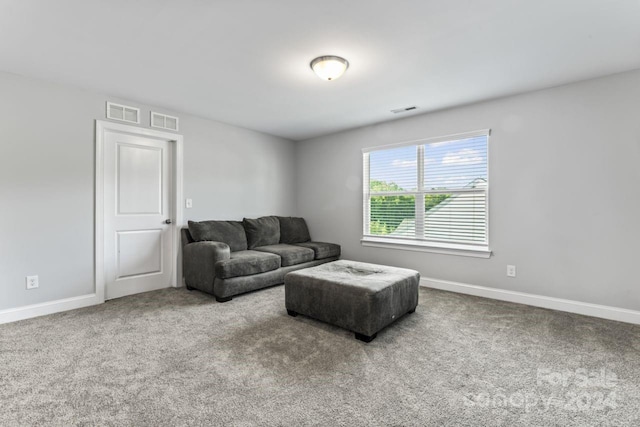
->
[391, 106, 418, 114]
[106, 102, 140, 124]
[151, 112, 179, 131]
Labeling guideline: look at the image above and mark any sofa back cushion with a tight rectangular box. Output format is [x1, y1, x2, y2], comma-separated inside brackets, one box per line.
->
[243, 216, 280, 249]
[278, 217, 311, 244]
[187, 220, 248, 252]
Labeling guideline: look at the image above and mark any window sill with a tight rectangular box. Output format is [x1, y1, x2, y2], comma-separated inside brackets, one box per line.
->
[360, 236, 492, 258]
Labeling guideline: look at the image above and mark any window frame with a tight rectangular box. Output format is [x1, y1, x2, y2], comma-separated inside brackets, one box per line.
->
[362, 129, 492, 258]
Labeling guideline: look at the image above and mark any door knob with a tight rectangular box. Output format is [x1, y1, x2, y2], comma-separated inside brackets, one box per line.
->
[165, 219, 173, 224]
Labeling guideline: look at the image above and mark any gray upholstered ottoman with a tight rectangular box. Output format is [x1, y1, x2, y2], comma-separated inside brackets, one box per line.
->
[284, 260, 420, 342]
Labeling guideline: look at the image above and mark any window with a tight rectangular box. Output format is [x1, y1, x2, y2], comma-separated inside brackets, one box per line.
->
[362, 130, 490, 257]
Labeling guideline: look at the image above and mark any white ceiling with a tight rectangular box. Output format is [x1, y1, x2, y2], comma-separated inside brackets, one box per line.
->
[1, 1, 639, 141]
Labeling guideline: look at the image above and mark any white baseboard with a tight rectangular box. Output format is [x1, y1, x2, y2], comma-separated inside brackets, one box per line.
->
[0, 293, 101, 325]
[421, 277, 640, 325]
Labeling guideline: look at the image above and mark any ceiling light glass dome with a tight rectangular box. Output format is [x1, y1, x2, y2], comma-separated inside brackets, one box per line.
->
[310, 56, 349, 81]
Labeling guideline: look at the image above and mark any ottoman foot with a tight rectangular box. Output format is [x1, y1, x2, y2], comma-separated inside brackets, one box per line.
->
[408, 307, 416, 314]
[355, 332, 377, 343]
[287, 309, 298, 317]
[215, 296, 233, 303]
[186, 285, 195, 291]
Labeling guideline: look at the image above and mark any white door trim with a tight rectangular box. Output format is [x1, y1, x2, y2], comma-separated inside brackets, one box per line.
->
[95, 120, 184, 302]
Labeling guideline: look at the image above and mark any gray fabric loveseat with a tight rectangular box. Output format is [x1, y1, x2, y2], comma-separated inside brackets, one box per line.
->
[182, 216, 340, 302]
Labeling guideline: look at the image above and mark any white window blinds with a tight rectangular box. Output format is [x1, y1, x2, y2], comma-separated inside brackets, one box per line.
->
[363, 130, 489, 249]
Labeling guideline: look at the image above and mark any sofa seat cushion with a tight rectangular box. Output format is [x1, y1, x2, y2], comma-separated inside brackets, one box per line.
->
[293, 241, 341, 260]
[254, 244, 315, 267]
[188, 220, 248, 252]
[215, 250, 281, 279]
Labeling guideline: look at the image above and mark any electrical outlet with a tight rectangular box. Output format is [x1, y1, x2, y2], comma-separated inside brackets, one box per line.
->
[26, 275, 39, 289]
[507, 265, 516, 278]
[185, 198, 193, 209]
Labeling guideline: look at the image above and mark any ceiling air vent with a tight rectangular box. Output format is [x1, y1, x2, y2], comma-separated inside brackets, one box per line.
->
[151, 112, 179, 131]
[106, 102, 140, 124]
[391, 106, 418, 114]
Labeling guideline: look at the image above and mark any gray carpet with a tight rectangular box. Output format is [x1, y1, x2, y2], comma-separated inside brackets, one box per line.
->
[1, 286, 638, 426]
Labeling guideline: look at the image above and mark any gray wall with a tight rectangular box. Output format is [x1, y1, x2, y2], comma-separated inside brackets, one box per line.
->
[0, 71, 295, 311]
[296, 69, 640, 311]
[3, 67, 639, 314]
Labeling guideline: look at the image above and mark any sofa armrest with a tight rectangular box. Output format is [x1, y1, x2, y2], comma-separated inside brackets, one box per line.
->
[183, 241, 231, 293]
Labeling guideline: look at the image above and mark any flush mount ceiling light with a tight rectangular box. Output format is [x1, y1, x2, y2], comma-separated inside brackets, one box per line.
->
[310, 55, 349, 81]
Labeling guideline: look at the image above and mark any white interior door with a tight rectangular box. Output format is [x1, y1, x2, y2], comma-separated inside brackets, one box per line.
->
[104, 130, 174, 300]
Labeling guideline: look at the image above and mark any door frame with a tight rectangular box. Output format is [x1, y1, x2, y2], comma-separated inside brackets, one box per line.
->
[95, 120, 184, 303]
